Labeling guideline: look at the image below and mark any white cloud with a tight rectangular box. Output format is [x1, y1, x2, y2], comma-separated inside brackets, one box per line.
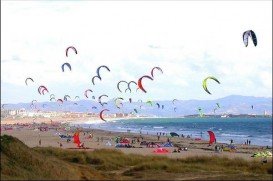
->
[1, 1, 272, 104]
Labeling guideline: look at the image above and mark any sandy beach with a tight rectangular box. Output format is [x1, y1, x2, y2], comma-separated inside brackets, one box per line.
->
[1, 117, 271, 161]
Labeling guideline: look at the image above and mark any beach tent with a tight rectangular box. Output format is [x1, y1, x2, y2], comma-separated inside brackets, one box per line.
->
[115, 143, 125, 148]
[153, 148, 169, 154]
[120, 138, 130, 144]
[59, 134, 72, 139]
[207, 131, 216, 145]
[170, 132, 179, 137]
[228, 144, 236, 149]
[161, 142, 173, 147]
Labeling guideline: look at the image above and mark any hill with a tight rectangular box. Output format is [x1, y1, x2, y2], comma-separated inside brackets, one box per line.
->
[0, 135, 105, 180]
[2, 95, 272, 116]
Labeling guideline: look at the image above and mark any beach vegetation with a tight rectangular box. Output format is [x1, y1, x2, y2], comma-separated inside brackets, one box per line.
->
[1, 135, 272, 180]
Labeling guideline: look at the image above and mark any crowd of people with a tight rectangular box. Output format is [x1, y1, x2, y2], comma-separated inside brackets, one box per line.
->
[34, 127, 257, 156]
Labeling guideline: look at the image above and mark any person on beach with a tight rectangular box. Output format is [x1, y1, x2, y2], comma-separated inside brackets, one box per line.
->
[249, 140, 251, 145]
[80, 142, 84, 148]
[215, 145, 220, 153]
[230, 139, 233, 144]
[157, 135, 160, 141]
[177, 149, 180, 153]
[178, 147, 182, 152]
[39, 139, 41, 146]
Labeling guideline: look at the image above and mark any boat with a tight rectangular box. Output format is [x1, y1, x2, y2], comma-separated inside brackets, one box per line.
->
[221, 114, 229, 118]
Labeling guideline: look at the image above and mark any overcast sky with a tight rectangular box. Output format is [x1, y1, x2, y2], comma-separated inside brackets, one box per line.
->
[1, 1, 272, 104]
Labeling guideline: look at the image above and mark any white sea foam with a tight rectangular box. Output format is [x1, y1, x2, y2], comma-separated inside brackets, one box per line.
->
[153, 126, 164, 129]
[221, 133, 248, 137]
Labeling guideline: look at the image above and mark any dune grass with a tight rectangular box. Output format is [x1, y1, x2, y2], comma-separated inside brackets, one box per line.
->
[1, 135, 272, 180]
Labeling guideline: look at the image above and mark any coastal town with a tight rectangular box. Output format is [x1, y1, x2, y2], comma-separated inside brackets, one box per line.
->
[1, 108, 271, 121]
[1, 108, 138, 120]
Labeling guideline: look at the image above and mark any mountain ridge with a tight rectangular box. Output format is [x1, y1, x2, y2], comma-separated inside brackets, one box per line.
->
[2, 95, 272, 116]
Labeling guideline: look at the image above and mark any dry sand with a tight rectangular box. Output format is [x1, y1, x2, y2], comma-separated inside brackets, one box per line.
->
[1, 117, 271, 161]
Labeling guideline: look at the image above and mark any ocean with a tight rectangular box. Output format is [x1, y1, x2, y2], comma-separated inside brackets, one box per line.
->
[79, 117, 272, 146]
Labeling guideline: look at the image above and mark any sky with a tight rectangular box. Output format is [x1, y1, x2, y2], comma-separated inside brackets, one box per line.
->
[1, 1, 272, 104]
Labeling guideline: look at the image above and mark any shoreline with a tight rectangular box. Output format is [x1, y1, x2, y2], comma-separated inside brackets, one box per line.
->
[1, 116, 272, 147]
[1, 119, 272, 161]
[1, 115, 272, 124]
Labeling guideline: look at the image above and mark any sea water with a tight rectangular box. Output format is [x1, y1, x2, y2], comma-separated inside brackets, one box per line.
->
[80, 117, 272, 146]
